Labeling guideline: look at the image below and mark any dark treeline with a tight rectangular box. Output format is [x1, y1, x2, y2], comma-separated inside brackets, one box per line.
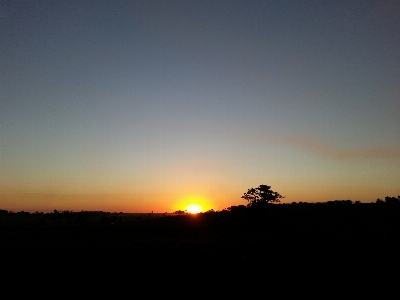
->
[1, 197, 400, 235]
[1, 195, 399, 217]
[1, 197, 400, 297]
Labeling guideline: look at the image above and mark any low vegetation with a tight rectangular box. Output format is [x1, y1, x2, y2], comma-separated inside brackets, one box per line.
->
[1, 190, 399, 296]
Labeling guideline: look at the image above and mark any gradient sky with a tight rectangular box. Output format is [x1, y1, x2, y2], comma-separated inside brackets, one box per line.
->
[1, 0, 400, 212]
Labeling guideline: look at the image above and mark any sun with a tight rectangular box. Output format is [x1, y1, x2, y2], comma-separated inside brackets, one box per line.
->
[186, 204, 202, 214]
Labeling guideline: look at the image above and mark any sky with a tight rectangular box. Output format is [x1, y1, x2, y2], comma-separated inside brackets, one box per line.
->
[1, 0, 400, 213]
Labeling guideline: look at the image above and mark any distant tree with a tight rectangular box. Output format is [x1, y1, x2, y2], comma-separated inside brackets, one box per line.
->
[327, 200, 353, 205]
[227, 205, 246, 212]
[241, 184, 284, 207]
[384, 196, 400, 204]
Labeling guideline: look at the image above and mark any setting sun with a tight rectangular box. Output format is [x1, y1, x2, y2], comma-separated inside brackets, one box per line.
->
[175, 194, 212, 214]
[186, 204, 202, 214]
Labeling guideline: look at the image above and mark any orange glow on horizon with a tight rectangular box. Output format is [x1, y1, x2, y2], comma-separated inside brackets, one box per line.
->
[174, 194, 212, 213]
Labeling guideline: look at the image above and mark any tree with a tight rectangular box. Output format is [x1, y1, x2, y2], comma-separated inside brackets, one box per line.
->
[241, 184, 284, 207]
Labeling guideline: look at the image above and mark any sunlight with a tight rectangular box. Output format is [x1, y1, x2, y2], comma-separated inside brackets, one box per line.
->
[186, 203, 203, 214]
[174, 194, 212, 214]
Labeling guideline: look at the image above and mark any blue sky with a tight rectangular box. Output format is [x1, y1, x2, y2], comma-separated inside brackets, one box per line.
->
[1, 1, 399, 212]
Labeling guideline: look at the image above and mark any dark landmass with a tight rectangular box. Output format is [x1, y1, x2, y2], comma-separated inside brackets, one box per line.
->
[1, 199, 400, 296]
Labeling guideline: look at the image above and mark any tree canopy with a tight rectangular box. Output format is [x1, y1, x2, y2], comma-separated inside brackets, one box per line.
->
[241, 185, 284, 207]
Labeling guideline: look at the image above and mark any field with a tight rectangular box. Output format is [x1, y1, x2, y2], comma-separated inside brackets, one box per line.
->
[1, 203, 400, 296]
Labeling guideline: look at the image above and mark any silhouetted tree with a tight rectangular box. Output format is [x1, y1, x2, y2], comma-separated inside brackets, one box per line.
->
[227, 205, 246, 212]
[241, 184, 284, 207]
[384, 196, 400, 204]
[327, 200, 353, 205]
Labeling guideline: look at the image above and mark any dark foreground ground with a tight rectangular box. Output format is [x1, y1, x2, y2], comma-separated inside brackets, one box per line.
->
[1, 203, 400, 297]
